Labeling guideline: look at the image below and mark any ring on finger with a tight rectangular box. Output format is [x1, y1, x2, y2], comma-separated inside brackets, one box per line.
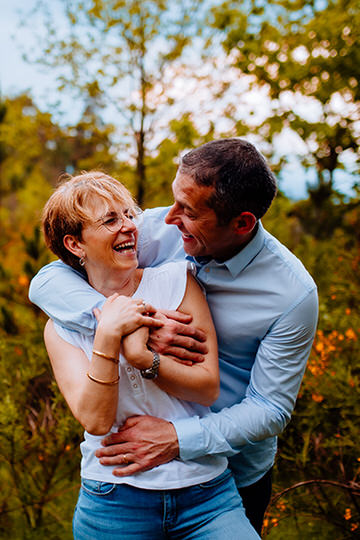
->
[122, 454, 129, 465]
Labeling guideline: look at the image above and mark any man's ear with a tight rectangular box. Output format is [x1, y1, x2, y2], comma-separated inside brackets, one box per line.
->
[63, 235, 84, 259]
[233, 212, 257, 235]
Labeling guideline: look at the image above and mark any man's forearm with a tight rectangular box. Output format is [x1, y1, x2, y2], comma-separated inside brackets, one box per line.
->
[172, 391, 288, 461]
[29, 260, 104, 334]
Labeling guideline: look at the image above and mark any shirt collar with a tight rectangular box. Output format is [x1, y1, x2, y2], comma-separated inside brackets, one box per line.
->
[186, 221, 265, 278]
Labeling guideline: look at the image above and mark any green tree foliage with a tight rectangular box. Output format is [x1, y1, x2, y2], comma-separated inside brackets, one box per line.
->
[210, 0, 360, 203]
[0, 225, 82, 538]
[144, 113, 215, 207]
[0, 94, 60, 217]
[0, 335, 82, 538]
[26, 0, 204, 204]
[0, 95, 116, 230]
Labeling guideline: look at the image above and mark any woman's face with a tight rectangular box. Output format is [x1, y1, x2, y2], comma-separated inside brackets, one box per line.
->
[78, 199, 139, 277]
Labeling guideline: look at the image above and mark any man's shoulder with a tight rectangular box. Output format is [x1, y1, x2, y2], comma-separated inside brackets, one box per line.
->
[137, 207, 185, 268]
[142, 206, 170, 223]
[262, 228, 316, 293]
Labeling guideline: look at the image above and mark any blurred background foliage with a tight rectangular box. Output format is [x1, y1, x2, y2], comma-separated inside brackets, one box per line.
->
[0, 0, 359, 537]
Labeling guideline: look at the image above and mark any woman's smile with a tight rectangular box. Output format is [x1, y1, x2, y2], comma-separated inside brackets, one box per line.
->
[113, 238, 137, 255]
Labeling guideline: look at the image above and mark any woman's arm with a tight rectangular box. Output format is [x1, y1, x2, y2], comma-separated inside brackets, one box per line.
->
[122, 273, 219, 406]
[44, 319, 119, 435]
[44, 294, 163, 435]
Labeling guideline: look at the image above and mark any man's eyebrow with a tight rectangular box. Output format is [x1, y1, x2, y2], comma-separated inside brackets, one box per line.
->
[177, 198, 197, 213]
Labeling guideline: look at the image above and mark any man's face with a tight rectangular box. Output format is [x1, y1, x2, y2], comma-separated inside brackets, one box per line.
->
[165, 171, 239, 261]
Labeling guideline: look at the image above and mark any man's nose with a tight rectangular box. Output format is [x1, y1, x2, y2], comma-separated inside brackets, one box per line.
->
[165, 203, 179, 224]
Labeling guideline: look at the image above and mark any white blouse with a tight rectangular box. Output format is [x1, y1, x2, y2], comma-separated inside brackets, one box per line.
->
[54, 261, 227, 490]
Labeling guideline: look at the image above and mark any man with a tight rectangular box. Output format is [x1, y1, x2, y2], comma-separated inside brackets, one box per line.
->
[29, 139, 318, 535]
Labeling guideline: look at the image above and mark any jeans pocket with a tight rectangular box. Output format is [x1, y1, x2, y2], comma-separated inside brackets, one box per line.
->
[81, 478, 117, 497]
[198, 468, 233, 489]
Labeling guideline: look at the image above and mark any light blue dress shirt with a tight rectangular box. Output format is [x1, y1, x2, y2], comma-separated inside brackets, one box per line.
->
[29, 206, 318, 487]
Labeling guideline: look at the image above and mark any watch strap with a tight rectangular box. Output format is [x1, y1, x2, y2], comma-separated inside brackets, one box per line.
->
[140, 348, 160, 379]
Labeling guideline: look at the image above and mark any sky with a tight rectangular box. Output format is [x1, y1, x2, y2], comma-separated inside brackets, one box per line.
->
[1, 0, 357, 201]
[1, 1, 50, 101]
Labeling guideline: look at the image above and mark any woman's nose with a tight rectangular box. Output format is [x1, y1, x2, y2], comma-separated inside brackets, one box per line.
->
[122, 215, 137, 232]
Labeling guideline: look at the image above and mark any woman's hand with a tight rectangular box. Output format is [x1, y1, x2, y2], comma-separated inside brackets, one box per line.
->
[122, 327, 153, 370]
[93, 294, 163, 340]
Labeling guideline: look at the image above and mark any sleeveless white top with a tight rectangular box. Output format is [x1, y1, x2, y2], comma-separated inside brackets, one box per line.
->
[54, 261, 227, 490]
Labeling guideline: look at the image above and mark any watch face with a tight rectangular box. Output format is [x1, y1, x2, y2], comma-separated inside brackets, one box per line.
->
[140, 368, 156, 379]
[140, 350, 160, 379]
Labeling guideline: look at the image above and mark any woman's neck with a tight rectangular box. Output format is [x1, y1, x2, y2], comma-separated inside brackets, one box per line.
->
[87, 268, 143, 298]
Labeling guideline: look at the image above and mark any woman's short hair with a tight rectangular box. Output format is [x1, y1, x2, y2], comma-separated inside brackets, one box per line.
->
[42, 171, 136, 270]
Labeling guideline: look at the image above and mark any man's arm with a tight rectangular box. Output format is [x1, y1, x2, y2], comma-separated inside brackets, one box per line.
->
[175, 288, 318, 458]
[96, 288, 318, 473]
[29, 260, 104, 335]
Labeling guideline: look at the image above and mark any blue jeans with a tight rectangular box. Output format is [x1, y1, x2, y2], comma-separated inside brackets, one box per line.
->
[73, 469, 260, 539]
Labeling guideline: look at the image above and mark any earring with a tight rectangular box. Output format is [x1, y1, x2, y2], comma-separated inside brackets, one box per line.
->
[79, 256, 86, 267]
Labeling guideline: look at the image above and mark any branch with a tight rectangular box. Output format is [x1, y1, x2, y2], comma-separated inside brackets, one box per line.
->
[270, 479, 360, 507]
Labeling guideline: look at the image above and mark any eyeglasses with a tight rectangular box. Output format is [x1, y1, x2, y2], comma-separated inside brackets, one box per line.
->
[96, 207, 143, 233]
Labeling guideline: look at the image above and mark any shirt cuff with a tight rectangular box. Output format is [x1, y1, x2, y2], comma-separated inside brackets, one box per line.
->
[171, 416, 204, 461]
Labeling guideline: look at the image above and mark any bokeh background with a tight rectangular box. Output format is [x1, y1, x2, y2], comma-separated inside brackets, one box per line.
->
[0, 0, 359, 538]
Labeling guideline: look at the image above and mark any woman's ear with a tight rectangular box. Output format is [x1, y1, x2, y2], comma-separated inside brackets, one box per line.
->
[63, 235, 85, 259]
[233, 212, 257, 235]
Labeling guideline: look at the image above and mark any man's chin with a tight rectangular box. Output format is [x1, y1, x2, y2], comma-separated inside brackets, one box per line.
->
[182, 244, 202, 258]
[181, 235, 205, 257]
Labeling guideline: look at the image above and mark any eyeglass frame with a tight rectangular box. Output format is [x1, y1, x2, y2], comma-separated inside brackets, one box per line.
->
[94, 206, 143, 233]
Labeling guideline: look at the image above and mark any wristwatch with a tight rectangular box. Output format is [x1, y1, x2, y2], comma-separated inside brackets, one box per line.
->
[140, 348, 160, 379]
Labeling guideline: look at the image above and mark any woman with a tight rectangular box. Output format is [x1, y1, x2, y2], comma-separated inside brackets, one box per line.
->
[41, 172, 259, 539]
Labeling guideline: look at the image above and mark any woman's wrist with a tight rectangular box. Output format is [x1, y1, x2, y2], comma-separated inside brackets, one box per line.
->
[126, 347, 153, 370]
[93, 335, 120, 361]
[93, 327, 121, 360]
[92, 349, 119, 364]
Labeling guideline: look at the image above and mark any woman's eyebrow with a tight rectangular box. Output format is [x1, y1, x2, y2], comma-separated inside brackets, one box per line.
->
[94, 210, 116, 222]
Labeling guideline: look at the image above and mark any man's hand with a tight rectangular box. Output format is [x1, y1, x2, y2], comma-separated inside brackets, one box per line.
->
[95, 415, 179, 476]
[148, 310, 208, 365]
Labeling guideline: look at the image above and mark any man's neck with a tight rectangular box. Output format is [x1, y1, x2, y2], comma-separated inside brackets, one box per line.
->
[213, 222, 259, 263]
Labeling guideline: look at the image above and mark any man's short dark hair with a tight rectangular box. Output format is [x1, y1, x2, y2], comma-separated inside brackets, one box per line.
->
[179, 138, 277, 225]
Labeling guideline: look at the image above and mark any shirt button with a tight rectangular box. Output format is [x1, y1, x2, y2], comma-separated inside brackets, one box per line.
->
[126, 367, 132, 372]
[189, 262, 197, 273]
[133, 384, 138, 388]
[204, 267, 210, 273]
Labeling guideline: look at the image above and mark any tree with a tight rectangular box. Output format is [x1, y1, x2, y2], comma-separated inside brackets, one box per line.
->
[24, 0, 204, 205]
[210, 0, 360, 201]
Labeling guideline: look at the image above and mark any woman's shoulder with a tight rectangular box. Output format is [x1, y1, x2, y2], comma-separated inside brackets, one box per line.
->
[144, 260, 189, 276]
[139, 261, 194, 310]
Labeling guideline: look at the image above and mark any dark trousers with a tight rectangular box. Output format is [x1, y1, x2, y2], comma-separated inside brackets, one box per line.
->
[238, 468, 273, 536]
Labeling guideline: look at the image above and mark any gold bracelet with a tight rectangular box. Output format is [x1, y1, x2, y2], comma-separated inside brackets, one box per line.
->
[87, 372, 120, 386]
[92, 349, 119, 364]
